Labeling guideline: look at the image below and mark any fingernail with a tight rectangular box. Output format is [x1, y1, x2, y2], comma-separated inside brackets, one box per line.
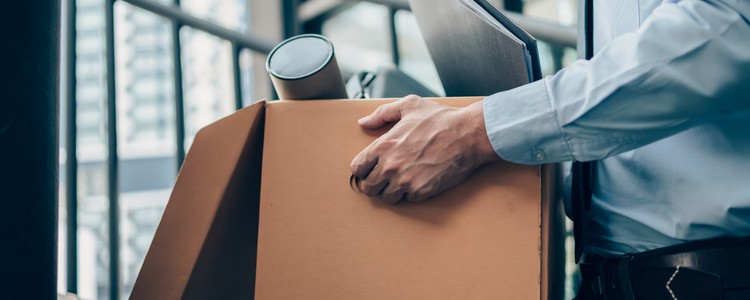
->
[358, 116, 369, 124]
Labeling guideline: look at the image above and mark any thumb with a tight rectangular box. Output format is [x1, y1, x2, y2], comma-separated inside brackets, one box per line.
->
[358, 101, 405, 129]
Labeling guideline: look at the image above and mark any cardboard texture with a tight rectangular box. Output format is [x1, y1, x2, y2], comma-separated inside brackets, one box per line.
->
[132, 98, 560, 300]
[131, 103, 265, 299]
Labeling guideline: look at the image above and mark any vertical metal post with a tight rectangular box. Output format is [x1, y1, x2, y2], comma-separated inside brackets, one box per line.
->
[387, 7, 400, 66]
[550, 45, 565, 73]
[172, 0, 186, 169]
[104, 0, 121, 299]
[231, 43, 244, 110]
[66, 0, 79, 294]
[282, 0, 299, 38]
[0, 0, 60, 298]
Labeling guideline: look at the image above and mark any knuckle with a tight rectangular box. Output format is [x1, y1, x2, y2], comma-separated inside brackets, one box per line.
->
[372, 139, 395, 153]
[401, 95, 424, 112]
[360, 181, 380, 196]
[375, 139, 390, 150]
[424, 182, 437, 194]
[380, 161, 399, 176]
[351, 158, 372, 178]
[425, 186, 439, 199]
[395, 176, 414, 190]
[380, 183, 406, 204]
[374, 104, 387, 114]
[404, 94, 421, 102]
[415, 186, 433, 202]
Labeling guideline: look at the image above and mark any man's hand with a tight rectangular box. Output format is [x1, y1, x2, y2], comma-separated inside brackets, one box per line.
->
[350, 95, 500, 204]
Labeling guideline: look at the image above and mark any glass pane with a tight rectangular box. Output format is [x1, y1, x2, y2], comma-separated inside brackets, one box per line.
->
[322, 2, 391, 75]
[75, 0, 111, 298]
[180, 26, 236, 149]
[394, 10, 445, 96]
[524, 0, 577, 26]
[181, 0, 248, 33]
[67, 1, 253, 299]
[240, 48, 255, 107]
[523, 0, 578, 75]
[538, 41, 556, 76]
[114, 2, 178, 299]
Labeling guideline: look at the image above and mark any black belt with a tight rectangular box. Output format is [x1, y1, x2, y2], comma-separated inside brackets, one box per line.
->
[576, 237, 750, 300]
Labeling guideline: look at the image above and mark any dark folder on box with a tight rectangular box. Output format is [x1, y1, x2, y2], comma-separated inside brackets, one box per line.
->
[409, 0, 542, 96]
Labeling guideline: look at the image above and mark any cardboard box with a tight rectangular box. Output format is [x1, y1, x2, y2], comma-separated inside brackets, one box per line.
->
[131, 98, 563, 300]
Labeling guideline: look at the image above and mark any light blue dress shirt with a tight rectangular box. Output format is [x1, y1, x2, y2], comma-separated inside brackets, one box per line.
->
[483, 0, 750, 257]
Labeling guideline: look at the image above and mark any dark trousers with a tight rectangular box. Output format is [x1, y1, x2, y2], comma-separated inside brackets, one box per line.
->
[574, 237, 750, 300]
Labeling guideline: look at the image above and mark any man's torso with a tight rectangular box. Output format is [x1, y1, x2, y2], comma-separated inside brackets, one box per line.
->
[579, 0, 750, 257]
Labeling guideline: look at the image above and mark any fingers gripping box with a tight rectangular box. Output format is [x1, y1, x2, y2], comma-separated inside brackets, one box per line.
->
[131, 98, 564, 300]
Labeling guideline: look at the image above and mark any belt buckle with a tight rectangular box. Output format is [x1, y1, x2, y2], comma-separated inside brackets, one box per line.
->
[579, 254, 636, 300]
[580, 256, 608, 299]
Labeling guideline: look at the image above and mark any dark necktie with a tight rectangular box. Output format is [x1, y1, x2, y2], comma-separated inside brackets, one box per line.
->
[572, 0, 595, 264]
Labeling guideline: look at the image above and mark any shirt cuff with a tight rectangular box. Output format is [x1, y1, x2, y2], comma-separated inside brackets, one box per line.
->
[482, 79, 574, 164]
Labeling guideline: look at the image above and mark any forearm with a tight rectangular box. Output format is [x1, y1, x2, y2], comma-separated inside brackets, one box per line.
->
[485, 0, 750, 164]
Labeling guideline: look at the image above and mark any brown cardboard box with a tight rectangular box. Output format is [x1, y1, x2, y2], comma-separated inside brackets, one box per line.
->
[131, 98, 563, 300]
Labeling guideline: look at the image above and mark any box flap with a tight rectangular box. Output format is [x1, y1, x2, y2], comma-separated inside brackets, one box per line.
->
[131, 101, 266, 300]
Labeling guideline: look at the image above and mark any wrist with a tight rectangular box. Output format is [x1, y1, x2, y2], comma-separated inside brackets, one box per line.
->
[463, 100, 501, 164]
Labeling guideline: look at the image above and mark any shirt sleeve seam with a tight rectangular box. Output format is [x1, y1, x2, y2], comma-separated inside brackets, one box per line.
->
[567, 131, 666, 147]
[543, 78, 576, 161]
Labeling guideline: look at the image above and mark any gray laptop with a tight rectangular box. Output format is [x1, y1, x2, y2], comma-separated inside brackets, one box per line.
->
[409, 0, 542, 96]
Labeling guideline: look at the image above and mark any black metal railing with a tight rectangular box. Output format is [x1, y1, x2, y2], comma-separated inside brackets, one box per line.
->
[64, 0, 577, 299]
[66, 1, 278, 299]
[103, 4, 119, 299]
[65, 0, 78, 294]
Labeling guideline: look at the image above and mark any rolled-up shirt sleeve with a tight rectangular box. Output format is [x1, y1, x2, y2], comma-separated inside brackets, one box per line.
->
[483, 0, 750, 165]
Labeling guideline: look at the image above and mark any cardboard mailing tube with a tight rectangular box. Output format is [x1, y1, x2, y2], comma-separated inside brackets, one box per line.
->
[266, 34, 348, 100]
